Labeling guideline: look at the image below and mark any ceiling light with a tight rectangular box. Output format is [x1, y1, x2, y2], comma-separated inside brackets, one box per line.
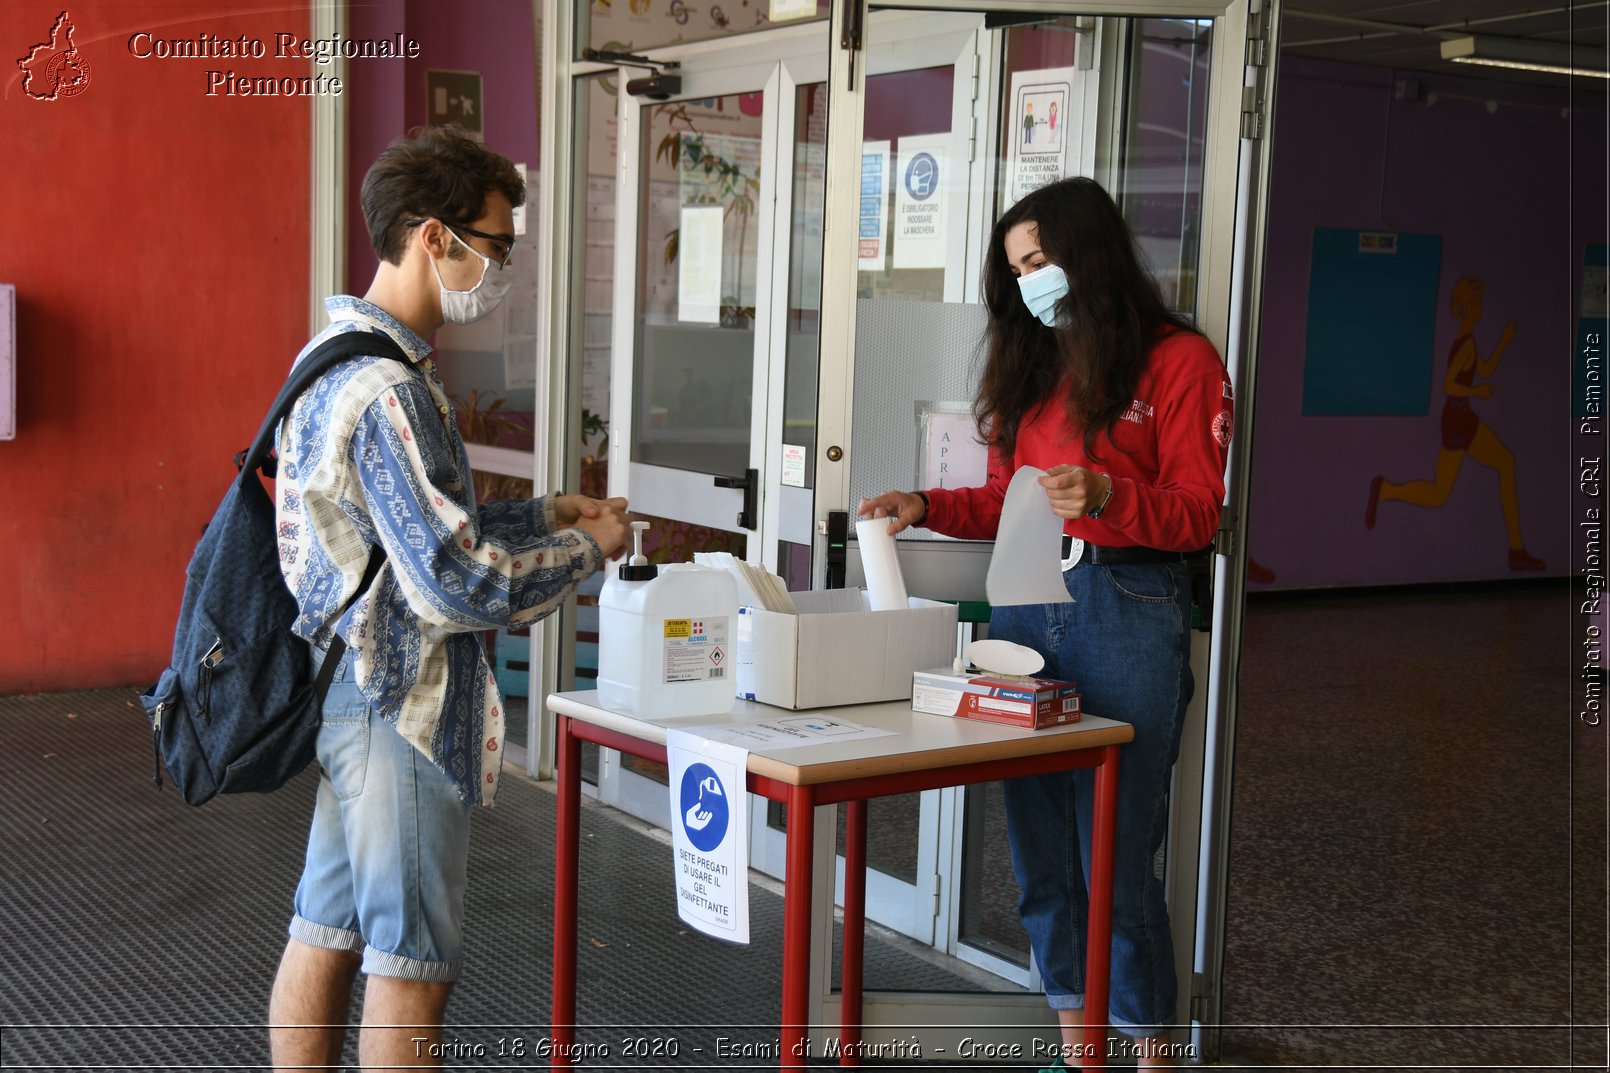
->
[1440, 35, 1610, 79]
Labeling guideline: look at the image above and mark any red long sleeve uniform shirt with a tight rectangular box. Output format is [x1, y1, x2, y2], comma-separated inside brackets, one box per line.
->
[922, 330, 1232, 551]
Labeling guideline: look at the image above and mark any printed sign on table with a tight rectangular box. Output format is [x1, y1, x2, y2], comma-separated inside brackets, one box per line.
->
[666, 731, 751, 943]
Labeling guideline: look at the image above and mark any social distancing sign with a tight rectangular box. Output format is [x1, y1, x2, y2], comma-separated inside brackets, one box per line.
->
[1007, 67, 1079, 205]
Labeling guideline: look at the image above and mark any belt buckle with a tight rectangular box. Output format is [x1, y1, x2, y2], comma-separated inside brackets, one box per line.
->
[1060, 536, 1085, 572]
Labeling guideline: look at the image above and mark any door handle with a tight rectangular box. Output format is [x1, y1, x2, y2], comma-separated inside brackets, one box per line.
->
[713, 468, 759, 531]
[824, 510, 849, 589]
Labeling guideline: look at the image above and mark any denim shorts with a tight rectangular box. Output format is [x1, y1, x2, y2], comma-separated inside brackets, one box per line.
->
[288, 660, 474, 982]
[989, 560, 1194, 1038]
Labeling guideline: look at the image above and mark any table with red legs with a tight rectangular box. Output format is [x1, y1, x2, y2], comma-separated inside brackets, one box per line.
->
[547, 691, 1132, 1071]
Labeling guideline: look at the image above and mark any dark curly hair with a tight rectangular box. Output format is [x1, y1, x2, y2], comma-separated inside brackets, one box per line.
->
[975, 177, 1197, 462]
[361, 125, 526, 265]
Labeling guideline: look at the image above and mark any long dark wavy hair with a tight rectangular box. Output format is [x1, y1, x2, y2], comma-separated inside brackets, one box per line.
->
[975, 177, 1197, 461]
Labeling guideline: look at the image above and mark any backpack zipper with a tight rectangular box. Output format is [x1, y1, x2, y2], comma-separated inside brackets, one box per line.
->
[151, 701, 165, 790]
[198, 639, 223, 720]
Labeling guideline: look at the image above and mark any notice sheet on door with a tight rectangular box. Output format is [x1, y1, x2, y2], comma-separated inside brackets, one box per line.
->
[1006, 67, 1078, 205]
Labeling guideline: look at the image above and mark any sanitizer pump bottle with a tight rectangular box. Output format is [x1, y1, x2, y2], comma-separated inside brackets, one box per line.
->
[597, 521, 739, 717]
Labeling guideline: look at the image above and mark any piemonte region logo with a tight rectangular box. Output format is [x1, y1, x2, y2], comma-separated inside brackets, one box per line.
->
[18, 11, 91, 101]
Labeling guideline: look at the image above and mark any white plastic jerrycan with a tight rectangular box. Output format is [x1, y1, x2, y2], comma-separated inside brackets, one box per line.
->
[597, 521, 739, 717]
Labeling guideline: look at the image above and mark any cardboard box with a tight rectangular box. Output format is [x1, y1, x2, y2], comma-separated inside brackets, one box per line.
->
[912, 667, 1082, 730]
[735, 590, 958, 709]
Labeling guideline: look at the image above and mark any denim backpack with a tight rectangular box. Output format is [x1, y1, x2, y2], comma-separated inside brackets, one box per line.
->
[140, 331, 406, 804]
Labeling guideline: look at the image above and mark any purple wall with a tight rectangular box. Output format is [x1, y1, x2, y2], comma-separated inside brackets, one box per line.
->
[345, 0, 540, 294]
[1247, 57, 1606, 589]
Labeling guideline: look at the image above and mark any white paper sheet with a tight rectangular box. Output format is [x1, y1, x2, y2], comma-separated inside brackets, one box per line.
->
[666, 731, 751, 943]
[677, 205, 724, 324]
[986, 466, 1075, 606]
[681, 716, 896, 750]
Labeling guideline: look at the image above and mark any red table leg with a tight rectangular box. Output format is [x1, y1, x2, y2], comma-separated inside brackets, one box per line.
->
[840, 799, 867, 1066]
[552, 716, 581, 1068]
[1081, 743, 1121, 1070]
[782, 784, 816, 1070]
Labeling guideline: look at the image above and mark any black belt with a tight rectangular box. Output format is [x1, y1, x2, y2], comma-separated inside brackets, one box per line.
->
[1061, 536, 1213, 566]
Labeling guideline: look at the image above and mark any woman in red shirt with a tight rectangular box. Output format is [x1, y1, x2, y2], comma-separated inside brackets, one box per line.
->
[861, 177, 1230, 1068]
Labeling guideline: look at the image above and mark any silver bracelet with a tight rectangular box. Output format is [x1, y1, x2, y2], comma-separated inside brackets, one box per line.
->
[1085, 477, 1113, 520]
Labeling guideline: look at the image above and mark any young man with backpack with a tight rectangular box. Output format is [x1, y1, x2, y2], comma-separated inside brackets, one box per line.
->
[267, 125, 628, 1069]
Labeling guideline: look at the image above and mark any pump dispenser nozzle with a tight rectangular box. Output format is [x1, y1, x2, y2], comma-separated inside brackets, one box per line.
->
[629, 520, 650, 565]
[618, 519, 659, 581]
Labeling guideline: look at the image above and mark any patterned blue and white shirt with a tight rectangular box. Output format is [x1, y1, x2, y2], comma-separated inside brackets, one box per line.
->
[275, 295, 600, 805]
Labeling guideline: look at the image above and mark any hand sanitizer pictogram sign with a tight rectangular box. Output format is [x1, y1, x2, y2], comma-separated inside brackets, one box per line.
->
[666, 732, 750, 943]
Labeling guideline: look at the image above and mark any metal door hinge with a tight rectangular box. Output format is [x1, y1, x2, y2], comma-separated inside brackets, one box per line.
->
[1214, 526, 1238, 559]
[1245, 4, 1268, 67]
[967, 51, 981, 162]
[1189, 972, 1216, 1022]
[1240, 86, 1265, 141]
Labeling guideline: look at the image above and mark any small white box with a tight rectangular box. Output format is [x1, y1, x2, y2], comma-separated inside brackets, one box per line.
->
[735, 590, 958, 709]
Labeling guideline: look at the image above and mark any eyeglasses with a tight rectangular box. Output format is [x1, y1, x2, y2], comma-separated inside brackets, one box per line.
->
[405, 218, 515, 269]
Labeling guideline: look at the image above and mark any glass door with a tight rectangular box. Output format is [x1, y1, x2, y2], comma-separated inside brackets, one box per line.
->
[750, 12, 990, 946]
[805, 0, 1262, 1045]
[597, 40, 827, 823]
[594, 19, 988, 944]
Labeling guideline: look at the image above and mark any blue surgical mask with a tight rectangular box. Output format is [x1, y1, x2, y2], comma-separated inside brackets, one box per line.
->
[1017, 263, 1069, 327]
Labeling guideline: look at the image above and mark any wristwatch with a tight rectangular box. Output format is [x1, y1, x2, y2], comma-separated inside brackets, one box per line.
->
[1086, 476, 1113, 520]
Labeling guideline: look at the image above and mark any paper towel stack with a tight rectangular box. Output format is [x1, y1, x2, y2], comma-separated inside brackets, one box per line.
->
[694, 553, 797, 613]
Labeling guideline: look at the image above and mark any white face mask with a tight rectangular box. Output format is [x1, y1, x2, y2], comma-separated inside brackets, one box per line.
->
[432, 227, 512, 324]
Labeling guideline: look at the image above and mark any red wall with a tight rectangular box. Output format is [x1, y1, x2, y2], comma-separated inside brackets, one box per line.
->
[0, 4, 312, 691]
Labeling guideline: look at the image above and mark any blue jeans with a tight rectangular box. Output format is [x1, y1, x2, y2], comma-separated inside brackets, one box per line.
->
[288, 658, 474, 982]
[990, 560, 1194, 1037]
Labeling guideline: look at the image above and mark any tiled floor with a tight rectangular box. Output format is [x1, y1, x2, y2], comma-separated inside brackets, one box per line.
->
[1219, 580, 1605, 1069]
[0, 580, 1601, 1070]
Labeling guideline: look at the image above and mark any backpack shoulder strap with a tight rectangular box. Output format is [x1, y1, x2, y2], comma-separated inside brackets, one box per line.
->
[238, 329, 411, 488]
[254, 329, 408, 705]
[312, 542, 388, 706]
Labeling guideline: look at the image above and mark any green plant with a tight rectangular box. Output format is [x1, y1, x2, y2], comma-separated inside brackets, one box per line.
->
[579, 407, 609, 463]
[454, 389, 536, 504]
[454, 389, 529, 448]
